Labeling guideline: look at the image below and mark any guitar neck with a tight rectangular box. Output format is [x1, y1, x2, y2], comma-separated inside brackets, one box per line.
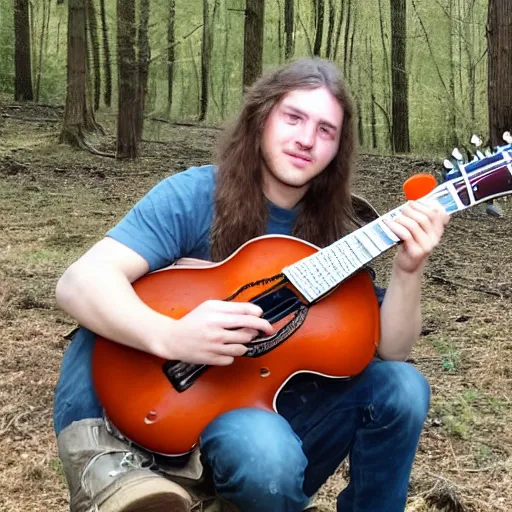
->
[283, 148, 512, 303]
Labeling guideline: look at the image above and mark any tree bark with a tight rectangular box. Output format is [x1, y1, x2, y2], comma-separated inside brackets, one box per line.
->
[14, 0, 34, 101]
[167, 0, 176, 115]
[447, 0, 457, 147]
[136, 0, 150, 140]
[284, 0, 294, 60]
[35, 0, 50, 102]
[116, 0, 138, 158]
[99, 0, 112, 107]
[86, 0, 101, 111]
[243, 0, 265, 89]
[60, 0, 98, 147]
[390, 0, 410, 153]
[325, 0, 335, 59]
[487, 0, 512, 147]
[313, 0, 324, 57]
[200, 0, 214, 121]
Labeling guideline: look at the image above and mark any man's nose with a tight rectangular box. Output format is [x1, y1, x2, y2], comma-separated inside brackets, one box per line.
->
[296, 124, 315, 149]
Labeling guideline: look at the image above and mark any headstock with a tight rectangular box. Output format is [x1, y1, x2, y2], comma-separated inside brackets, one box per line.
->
[405, 133, 512, 213]
[439, 132, 512, 215]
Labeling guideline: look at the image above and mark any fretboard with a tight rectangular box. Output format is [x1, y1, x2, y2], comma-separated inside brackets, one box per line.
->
[282, 211, 402, 302]
[283, 148, 512, 303]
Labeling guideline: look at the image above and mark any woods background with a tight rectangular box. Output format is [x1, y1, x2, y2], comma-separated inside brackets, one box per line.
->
[0, 2, 511, 511]
[2, 0, 510, 158]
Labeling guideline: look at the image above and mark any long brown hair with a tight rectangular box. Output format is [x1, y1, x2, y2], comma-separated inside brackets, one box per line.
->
[210, 58, 359, 262]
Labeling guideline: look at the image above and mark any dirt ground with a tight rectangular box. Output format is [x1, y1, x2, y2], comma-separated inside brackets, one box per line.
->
[0, 103, 511, 512]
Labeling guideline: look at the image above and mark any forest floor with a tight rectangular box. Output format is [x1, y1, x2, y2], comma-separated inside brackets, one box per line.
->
[0, 101, 511, 512]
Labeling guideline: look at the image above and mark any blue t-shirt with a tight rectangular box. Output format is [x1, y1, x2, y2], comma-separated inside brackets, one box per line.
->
[107, 164, 385, 303]
[107, 165, 298, 271]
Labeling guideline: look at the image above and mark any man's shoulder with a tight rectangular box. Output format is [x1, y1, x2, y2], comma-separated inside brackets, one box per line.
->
[148, 164, 217, 206]
[165, 164, 216, 187]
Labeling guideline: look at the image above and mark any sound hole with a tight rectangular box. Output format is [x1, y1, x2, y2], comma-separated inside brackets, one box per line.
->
[260, 367, 271, 378]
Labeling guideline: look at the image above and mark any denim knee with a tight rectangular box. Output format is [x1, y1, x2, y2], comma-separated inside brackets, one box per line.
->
[53, 327, 103, 435]
[201, 408, 309, 510]
[369, 361, 430, 431]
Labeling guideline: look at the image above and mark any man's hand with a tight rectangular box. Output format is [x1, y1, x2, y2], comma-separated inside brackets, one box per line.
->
[385, 199, 449, 274]
[165, 300, 274, 366]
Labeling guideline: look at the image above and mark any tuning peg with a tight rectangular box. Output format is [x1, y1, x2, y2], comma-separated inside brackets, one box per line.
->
[452, 148, 464, 161]
[443, 159, 455, 170]
[471, 134, 482, 147]
[503, 131, 512, 144]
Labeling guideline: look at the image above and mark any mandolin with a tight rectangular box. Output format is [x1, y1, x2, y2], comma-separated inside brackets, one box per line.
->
[93, 138, 512, 456]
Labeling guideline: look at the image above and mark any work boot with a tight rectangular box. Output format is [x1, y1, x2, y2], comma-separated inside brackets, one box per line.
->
[57, 418, 192, 512]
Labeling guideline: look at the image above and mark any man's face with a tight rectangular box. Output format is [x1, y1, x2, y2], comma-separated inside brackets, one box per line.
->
[260, 86, 344, 209]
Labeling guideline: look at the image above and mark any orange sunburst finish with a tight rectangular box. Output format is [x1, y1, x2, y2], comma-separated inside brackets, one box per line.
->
[92, 235, 380, 455]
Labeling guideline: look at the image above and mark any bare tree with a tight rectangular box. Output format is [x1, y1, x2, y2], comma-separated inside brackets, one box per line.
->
[34, 0, 51, 102]
[14, 0, 33, 101]
[342, 0, 352, 73]
[243, 0, 265, 89]
[200, 0, 219, 121]
[99, 0, 112, 107]
[390, 0, 410, 153]
[447, 0, 457, 147]
[86, 0, 101, 111]
[167, 0, 176, 115]
[116, 0, 138, 158]
[487, 0, 511, 147]
[284, 0, 295, 60]
[60, 0, 99, 147]
[135, 0, 150, 140]
[313, 0, 324, 56]
[332, 0, 345, 61]
[325, 0, 335, 59]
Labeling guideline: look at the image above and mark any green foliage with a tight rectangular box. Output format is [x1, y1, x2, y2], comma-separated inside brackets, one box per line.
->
[0, 0, 15, 93]
[432, 339, 461, 373]
[1, 0, 491, 154]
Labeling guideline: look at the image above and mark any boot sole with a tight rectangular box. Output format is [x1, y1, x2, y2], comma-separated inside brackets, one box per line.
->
[100, 477, 192, 512]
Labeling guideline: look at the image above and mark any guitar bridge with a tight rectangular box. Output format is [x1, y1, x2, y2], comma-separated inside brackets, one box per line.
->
[162, 361, 209, 393]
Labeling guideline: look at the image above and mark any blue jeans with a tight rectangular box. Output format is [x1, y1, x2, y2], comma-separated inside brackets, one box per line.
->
[54, 327, 430, 512]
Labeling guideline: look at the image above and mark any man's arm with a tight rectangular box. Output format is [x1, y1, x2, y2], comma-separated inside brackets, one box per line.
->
[56, 238, 273, 365]
[377, 200, 449, 360]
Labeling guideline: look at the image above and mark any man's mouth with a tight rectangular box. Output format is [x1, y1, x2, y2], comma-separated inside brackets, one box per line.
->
[284, 151, 312, 164]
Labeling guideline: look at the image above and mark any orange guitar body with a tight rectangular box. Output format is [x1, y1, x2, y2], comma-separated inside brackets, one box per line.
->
[92, 235, 380, 455]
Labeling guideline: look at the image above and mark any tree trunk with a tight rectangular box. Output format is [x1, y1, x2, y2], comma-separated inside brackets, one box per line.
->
[167, 0, 176, 115]
[14, 0, 33, 101]
[99, 0, 112, 107]
[313, 0, 324, 56]
[342, 0, 352, 73]
[243, 0, 265, 89]
[487, 0, 512, 147]
[368, 36, 378, 150]
[447, 0, 457, 147]
[390, 0, 410, 153]
[332, 0, 345, 61]
[325, 0, 335, 59]
[116, 0, 138, 158]
[60, 0, 98, 147]
[86, 0, 101, 111]
[200, 0, 213, 121]
[35, 0, 50, 102]
[136, 0, 150, 140]
[284, 0, 294, 60]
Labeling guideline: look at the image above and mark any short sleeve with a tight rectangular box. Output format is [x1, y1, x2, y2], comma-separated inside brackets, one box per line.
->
[107, 166, 215, 271]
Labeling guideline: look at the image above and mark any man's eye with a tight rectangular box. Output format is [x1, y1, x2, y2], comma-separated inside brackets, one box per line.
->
[286, 113, 300, 123]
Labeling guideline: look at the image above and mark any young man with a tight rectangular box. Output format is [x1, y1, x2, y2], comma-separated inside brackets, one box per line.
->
[53, 58, 449, 512]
